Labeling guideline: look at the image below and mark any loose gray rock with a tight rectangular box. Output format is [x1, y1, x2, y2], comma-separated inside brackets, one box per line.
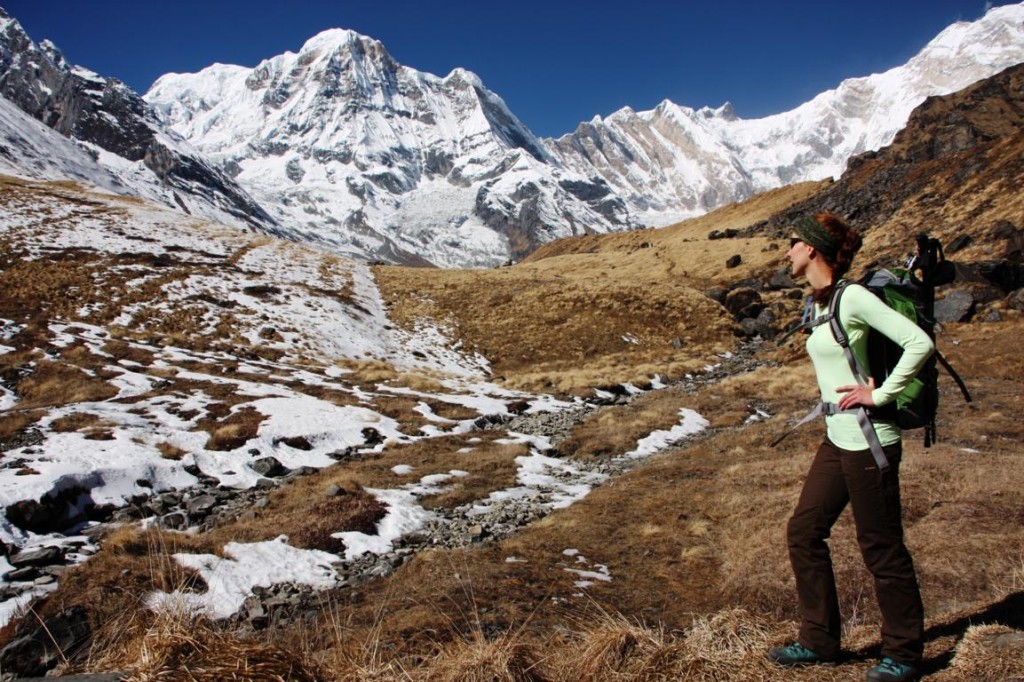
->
[186, 494, 217, 517]
[705, 286, 728, 304]
[4, 566, 39, 582]
[723, 287, 764, 320]
[8, 545, 64, 568]
[725, 254, 742, 269]
[0, 606, 91, 677]
[934, 290, 975, 322]
[1007, 288, 1024, 311]
[252, 455, 287, 478]
[769, 268, 797, 290]
[159, 511, 187, 530]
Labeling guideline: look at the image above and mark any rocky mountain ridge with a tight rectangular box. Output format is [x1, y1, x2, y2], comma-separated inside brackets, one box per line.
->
[144, 29, 636, 267]
[1, 5, 1023, 268]
[547, 3, 1024, 227]
[746, 61, 1024, 264]
[0, 7, 277, 231]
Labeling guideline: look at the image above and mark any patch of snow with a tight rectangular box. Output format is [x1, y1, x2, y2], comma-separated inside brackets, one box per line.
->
[148, 537, 340, 619]
[622, 408, 710, 459]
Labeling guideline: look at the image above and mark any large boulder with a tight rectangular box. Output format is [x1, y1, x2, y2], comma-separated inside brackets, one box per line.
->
[0, 606, 91, 677]
[934, 290, 976, 323]
[252, 456, 288, 478]
[723, 288, 764, 320]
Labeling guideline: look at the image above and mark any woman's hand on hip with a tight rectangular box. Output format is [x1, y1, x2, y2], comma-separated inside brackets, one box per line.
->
[836, 377, 876, 410]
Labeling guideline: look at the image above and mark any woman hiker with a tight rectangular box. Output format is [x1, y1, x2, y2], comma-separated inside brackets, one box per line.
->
[767, 213, 932, 682]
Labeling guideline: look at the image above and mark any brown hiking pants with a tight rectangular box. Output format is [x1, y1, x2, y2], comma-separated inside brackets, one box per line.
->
[786, 438, 924, 663]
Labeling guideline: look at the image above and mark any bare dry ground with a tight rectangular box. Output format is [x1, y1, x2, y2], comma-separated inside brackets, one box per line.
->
[269, 317, 1022, 681]
[2, 139, 1022, 681]
[374, 182, 825, 395]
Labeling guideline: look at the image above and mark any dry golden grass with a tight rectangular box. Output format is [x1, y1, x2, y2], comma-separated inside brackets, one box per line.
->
[278, 494, 387, 554]
[233, 432, 528, 517]
[420, 632, 543, 682]
[193, 404, 265, 451]
[375, 264, 739, 394]
[98, 608, 326, 682]
[156, 442, 188, 461]
[14, 360, 119, 408]
[555, 392, 697, 459]
[524, 181, 826, 272]
[0, 410, 41, 442]
[257, 316, 1022, 681]
[928, 624, 1024, 682]
[24, 527, 215, 658]
[549, 613, 679, 681]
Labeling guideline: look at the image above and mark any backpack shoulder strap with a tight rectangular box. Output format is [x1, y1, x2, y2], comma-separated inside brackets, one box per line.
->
[826, 280, 891, 472]
[777, 295, 831, 343]
[828, 281, 871, 384]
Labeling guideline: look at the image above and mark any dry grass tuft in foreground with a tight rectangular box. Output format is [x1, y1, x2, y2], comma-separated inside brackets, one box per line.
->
[551, 613, 678, 681]
[115, 608, 325, 682]
[420, 631, 543, 682]
[928, 623, 1024, 682]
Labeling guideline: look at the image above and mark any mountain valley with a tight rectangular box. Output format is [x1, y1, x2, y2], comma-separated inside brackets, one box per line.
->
[0, 4, 1023, 680]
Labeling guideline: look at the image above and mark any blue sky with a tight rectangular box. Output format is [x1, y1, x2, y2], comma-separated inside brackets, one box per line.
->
[2, 1, 1017, 138]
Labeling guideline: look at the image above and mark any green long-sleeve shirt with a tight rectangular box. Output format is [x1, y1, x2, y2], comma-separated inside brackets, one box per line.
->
[806, 283, 935, 450]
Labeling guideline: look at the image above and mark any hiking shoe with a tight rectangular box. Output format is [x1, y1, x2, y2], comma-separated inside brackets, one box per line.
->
[866, 657, 920, 682]
[767, 642, 835, 666]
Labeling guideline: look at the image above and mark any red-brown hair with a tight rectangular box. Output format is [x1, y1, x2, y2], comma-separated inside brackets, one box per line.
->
[812, 213, 862, 303]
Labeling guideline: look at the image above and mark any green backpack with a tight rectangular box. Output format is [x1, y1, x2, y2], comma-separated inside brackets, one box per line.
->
[773, 234, 972, 469]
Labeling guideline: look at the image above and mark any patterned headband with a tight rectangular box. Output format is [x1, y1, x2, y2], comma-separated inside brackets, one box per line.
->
[792, 216, 839, 260]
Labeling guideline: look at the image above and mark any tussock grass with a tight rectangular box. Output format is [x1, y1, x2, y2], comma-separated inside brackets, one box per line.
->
[0, 410, 42, 442]
[27, 527, 215, 663]
[549, 613, 678, 681]
[374, 265, 738, 394]
[99, 608, 325, 682]
[156, 442, 188, 460]
[555, 392, 696, 459]
[928, 624, 1024, 682]
[15, 360, 119, 408]
[238, 432, 528, 516]
[421, 631, 542, 682]
[50, 411, 108, 432]
[287, 495, 388, 554]
[195, 405, 266, 451]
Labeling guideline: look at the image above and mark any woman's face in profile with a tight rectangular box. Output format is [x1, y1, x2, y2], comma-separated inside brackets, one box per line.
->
[787, 237, 811, 278]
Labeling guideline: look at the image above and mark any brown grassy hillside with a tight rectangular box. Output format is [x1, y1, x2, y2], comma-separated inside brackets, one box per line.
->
[2, 66, 1024, 682]
[374, 182, 826, 394]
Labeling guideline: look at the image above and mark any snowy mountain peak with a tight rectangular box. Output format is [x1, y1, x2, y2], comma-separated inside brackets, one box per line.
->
[4, 4, 1024, 268]
[299, 27, 377, 54]
[0, 9, 277, 230]
[546, 3, 1024, 227]
[699, 102, 736, 120]
[444, 66, 483, 88]
[145, 27, 635, 267]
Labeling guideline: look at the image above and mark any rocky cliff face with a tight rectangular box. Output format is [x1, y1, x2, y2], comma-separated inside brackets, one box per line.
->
[0, 7, 276, 230]
[146, 30, 636, 267]
[749, 63, 1024, 243]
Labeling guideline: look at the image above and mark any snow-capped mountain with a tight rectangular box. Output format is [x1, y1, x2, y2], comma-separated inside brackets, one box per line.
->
[145, 30, 635, 268]
[2, 5, 1023, 268]
[547, 3, 1024, 227]
[0, 7, 276, 231]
